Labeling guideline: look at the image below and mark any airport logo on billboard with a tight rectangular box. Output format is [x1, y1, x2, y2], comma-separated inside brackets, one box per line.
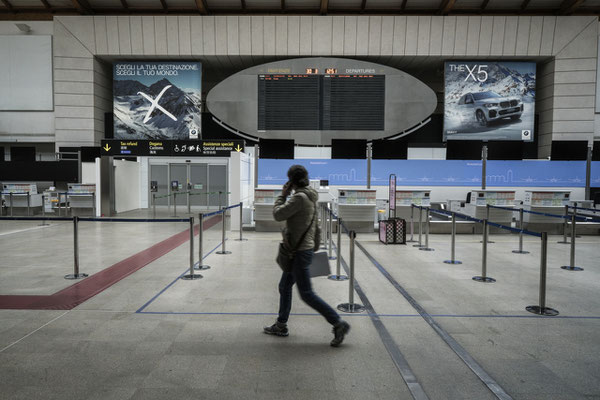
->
[444, 61, 536, 142]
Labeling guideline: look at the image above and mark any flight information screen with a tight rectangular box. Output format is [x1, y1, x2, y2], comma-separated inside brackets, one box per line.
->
[258, 74, 385, 131]
[258, 75, 320, 131]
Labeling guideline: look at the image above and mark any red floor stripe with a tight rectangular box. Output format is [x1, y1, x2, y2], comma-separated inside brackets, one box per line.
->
[0, 215, 222, 310]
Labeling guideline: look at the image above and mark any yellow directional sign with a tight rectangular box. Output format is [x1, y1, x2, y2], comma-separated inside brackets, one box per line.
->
[235, 144, 243, 152]
[103, 144, 111, 152]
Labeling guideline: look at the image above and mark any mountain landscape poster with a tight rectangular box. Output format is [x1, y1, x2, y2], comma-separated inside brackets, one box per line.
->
[444, 61, 536, 142]
[113, 61, 202, 140]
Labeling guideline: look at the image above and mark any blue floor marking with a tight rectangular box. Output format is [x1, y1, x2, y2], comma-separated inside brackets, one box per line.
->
[135, 240, 224, 314]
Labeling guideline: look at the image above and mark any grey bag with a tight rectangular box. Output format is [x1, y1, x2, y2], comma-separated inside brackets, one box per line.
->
[309, 251, 331, 277]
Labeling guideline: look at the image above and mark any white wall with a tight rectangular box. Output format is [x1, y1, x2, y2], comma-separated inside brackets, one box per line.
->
[230, 151, 254, 230]
[0, 21, 55, 143]
[81, 162, 96, 184]
[114, 159, 140, 213]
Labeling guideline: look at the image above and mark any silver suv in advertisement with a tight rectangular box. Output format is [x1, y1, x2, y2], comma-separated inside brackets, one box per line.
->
[457, 91, 523, 127]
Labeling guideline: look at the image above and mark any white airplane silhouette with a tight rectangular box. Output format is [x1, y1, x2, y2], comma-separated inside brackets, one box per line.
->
[138, 85, 178, 123]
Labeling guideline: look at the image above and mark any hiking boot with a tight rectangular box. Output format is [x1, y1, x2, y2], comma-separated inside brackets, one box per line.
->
[263, 322, 289, 337]
[331, 320, 350, 347]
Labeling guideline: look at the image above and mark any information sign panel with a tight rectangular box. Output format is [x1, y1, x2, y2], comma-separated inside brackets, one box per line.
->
[101, 140, 244, 157]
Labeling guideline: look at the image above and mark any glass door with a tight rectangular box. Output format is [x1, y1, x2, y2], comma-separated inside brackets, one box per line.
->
[190, 164, 208, 207]
[208, 164, 228, 208]
[169, 164, 187, 207]
[150, 165, 168, 206]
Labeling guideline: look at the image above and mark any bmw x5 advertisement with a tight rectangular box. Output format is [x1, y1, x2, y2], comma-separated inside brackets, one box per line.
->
[444, 61, 536, 142]
[113, 61, 202, 140]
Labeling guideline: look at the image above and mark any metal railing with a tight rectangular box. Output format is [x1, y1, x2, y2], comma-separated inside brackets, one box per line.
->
[0, 202, 244, 283]
[411, 205, 559, 316]
[151, 190, 232, 218]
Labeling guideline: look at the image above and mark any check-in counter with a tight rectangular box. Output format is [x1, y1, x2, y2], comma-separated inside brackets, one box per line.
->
[67, 184, 96, 216]
[336, 188, 377, 233]
[466, 190, 516, 233]
[253, 188, 285, 232]
[1, 183, 43, 216]
[393, 190, 431, 221]
[523, 190, 571, 233]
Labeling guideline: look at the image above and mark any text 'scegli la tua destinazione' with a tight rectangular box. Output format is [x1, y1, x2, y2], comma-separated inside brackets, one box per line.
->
[115, 63, 199, 76]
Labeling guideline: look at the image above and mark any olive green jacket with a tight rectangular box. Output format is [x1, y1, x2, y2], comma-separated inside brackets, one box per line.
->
[273, 186, 320, 252]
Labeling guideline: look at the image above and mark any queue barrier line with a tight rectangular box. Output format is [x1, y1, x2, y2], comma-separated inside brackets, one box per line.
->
[488, 204, 594, 223]
[409, 204, 559, 316]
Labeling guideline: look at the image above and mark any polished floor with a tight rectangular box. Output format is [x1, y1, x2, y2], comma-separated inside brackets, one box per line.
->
[1, 210, 599, 400]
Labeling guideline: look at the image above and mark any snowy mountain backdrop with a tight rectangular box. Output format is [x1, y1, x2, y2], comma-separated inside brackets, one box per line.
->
[114, 78, 202, 140]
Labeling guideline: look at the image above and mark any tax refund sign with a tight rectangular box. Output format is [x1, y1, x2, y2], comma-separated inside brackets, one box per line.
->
[101, 139, 244, 157]
[444, 61, 536, 142]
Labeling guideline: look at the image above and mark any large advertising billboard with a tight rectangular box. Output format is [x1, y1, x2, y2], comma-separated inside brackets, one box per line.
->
[113, 61, 202, 140]
[444, 61, 535, 142]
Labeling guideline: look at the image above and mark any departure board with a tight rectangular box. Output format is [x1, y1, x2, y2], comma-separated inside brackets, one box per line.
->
[258, 75, 320, 130]
[323, 75, 385, 130]
[258, 74, 385, 131]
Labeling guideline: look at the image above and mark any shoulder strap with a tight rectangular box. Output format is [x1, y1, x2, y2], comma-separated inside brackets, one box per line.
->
[288, 192, 317, 252]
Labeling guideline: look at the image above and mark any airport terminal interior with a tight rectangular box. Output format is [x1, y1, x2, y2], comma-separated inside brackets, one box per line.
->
[2, 1, 600, 399]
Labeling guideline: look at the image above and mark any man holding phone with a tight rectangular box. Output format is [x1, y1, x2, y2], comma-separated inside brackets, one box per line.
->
[264, 165, 350, 347]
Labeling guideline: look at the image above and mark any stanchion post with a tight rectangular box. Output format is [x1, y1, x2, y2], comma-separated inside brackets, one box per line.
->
[337, 231, 365, 313]
[218, 191, 222, 209]
[329, 217, 348, 281]
[216, 208, 231, 255]
[527, 232, 559, 316]
[407, 204, 416, 243]
[473, 219, 496, 283]
[187, 191, 191, 214]
[235, 202, 247, 241]
[481, 204, 494, 244]
[558, 205, 569, 244]
[413, 206, 423, 248]
[321, 203, 327, 249]
[65, 216, 88, 279]
[444, 212, 462, 264]
[561, 212, 584, 271]
[419, 208, 434, 251]
[9, 192, 13, 217]
[328, 205, 335, 260]
[92, 192, 96, 217]
[153, 194, 156, 219]
[27, 192, 30, 216]
[40, 194, 48, 226]
[182, 217, 203, 280]
[513, 208, 529, 254]
[173, 192, 178, 217]
[194, 213, 211, 270]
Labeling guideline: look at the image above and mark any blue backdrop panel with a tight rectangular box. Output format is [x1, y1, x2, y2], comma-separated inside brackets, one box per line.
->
[258, 159, 368, 186]
[259, 159, 592, 188]
[592, 161, 600, 186]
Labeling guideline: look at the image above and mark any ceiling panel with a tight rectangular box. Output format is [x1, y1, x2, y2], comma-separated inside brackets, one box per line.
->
[285, 0, 320, 9]
[244, 0, 282, 9]
[206, 0, 242, 8]
[7, 0, 49, 6]
[89, 0, 123, 8]
[454, 0, 486, 9]
[486, 0, 523, 9]
[329, 0, 362, 9]
[48, 0, 73, 7]
[526, 0, 563, 9]
[125, 0, 162, 7]
[166, 0, 196, 7]
[405, 0, 441, 9]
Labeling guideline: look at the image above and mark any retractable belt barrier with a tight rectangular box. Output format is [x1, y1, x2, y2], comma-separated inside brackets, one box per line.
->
[1, 203, 244, 283]
[408, 205, 559, 316]
[324, 207, 364, 312]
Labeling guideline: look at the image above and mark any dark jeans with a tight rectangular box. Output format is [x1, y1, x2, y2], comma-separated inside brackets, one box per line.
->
[277, 249, 340, 326]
